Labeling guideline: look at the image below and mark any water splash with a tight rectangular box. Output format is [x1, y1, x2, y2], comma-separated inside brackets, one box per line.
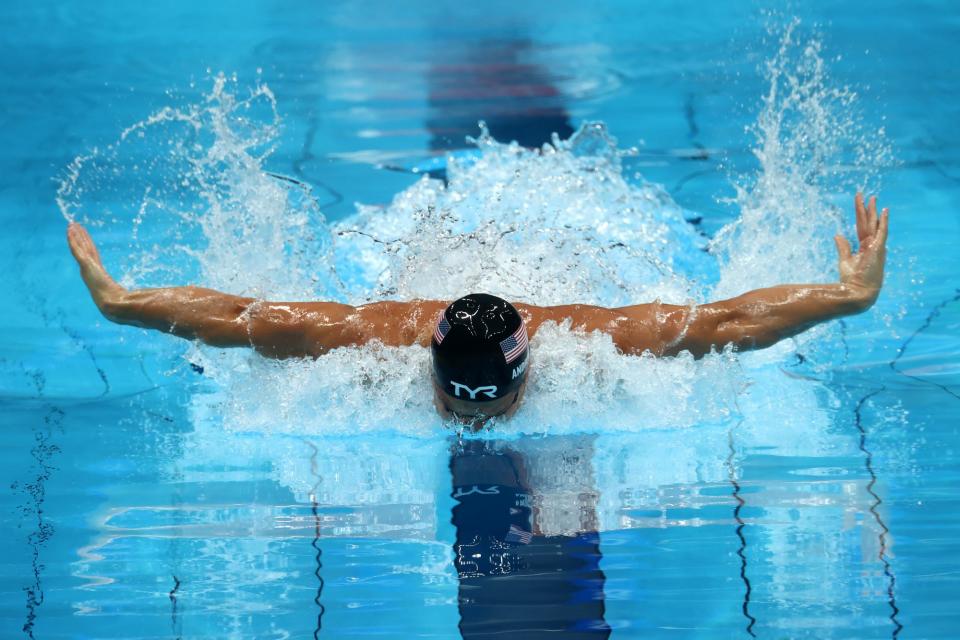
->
[56, 74, 339, 300]
[55, 23, 888, 435]
[333, 121, 711, 306]
[711, 19, 891, 301]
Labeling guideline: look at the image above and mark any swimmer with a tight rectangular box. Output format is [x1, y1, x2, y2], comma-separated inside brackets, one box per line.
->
[67, 193, 889, 428]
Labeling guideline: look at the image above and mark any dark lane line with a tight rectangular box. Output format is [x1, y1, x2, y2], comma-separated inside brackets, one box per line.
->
[12, 370, 61, 640]
[845, 285, 960, 637]
[305, 439, 326, 639]
[726, 425, 757, 638]
[169, 574, 182, 640]
[853, 388, 903, 638]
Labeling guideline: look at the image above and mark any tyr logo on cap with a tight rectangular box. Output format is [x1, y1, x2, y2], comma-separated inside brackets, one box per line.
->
[449, 381, 498, 400]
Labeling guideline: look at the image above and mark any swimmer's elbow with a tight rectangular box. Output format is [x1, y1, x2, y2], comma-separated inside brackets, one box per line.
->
[661, 308, 765, 358]
[651, 304, 725, 359]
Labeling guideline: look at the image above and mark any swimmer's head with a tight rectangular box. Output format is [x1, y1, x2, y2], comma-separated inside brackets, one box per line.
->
[431, 293, 529, 423]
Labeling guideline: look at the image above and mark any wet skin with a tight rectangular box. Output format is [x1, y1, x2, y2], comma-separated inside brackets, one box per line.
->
[68, 193, 889, 421]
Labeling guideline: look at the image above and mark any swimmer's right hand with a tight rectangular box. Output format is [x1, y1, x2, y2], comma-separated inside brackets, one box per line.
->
[67, 222, 126, 315]
[834, 192, 889, 306]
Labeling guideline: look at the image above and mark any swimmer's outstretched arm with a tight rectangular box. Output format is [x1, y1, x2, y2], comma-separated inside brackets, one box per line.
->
[67, 223, 443, 358]
[601, 193, 889, 358]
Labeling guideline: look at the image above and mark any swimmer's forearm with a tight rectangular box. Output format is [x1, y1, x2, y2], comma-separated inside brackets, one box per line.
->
[658, 193, 889, 357]
[670, 283, 876, 356]
[68, 222, 357, 356]
[101, 286, 256, 347]
[100, 286, 371, 358]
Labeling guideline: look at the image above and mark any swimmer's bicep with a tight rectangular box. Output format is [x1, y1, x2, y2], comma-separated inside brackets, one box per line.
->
[251, 299, 442, 357]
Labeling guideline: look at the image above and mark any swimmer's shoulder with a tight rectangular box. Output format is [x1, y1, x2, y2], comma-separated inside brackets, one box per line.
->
[515, 300, 678, 355]
[353, 298, 449, 347]
[513, 301, 623, 337]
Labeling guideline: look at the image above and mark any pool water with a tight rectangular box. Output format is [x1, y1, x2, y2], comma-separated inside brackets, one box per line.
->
[2, 1, 959, 638]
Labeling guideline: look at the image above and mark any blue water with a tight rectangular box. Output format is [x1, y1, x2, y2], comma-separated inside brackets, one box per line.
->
[3, 1, 960, 638]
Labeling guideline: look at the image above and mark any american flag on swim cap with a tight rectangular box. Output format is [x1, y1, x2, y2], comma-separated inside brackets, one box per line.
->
[499, 321, 528, 364]
[434, 310, 451, 344]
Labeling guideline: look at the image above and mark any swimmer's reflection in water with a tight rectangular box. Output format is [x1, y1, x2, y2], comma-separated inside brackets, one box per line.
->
[449, 437, 610, 639]
[425, 38, 574, 153]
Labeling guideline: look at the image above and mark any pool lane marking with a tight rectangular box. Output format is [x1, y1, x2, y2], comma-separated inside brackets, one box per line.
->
[304, 439, 326, 638]
[725, 423, 757, 638]
[853, 388, 903, 638]
[12, 365, 63, 639]
[169, 574, 182, 639]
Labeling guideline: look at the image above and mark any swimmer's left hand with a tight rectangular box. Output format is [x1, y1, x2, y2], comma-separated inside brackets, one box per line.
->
[834, 192, 889, 306]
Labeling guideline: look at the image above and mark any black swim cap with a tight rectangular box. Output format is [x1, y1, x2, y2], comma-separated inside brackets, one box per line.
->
[431, 293, 529, 402]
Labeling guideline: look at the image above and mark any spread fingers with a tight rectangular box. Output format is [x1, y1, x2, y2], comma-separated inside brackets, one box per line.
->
[867, 195, 879, 234]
